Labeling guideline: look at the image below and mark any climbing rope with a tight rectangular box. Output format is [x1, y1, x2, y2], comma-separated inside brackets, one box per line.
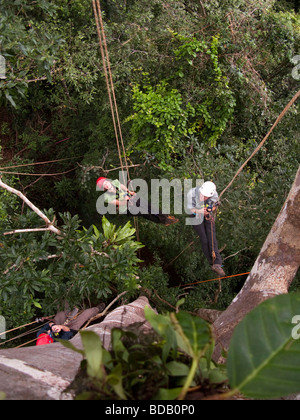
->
[0, 320, 53, 347]
[0, 156, 84, 172]
[219, 88, 300, 199]
[92, 0, 130, 185]
[176, 272, 251, 288]
[94, 2, 299, 286]
[92, 0, 141, 241]
[0, 319, 44, 338]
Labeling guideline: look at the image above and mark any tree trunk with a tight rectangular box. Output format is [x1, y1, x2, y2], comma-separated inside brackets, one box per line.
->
[213, 165, 300, 362]
[0, 296, 154, 400]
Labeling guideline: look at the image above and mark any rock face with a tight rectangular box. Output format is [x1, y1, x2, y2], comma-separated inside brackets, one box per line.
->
[0, 296, 154, 400]
[0, 345, 80, 400]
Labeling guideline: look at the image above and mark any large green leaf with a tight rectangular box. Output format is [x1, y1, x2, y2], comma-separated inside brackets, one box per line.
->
[115, 222, 136, 243]
[107, 363, 127, 400]
[227, 293, 300, 399]
[102, 216, 116, 240]
[172, 312, 212, 359]
[80, 331, 105, 380]
[144, 306, 177, 362]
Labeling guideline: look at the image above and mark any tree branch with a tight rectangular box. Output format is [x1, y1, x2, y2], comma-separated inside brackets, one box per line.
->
[3, 228, 55, 236]
[0, 177, 62, 236]
[82, 290, 129, 329]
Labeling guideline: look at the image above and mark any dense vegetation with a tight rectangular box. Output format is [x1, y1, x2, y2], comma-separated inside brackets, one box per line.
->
[0, 0, 299, 332]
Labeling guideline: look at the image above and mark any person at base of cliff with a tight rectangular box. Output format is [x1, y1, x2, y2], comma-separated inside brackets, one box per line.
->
[36, 304, 105, 343]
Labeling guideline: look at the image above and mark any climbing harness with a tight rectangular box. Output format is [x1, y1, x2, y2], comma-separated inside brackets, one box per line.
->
[205, 200, 221, 220]
[2, 5, 298, 348]
[204, 200, 221, 265]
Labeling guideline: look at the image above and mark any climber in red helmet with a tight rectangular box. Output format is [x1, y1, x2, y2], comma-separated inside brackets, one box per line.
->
[96, 177, 178, 226]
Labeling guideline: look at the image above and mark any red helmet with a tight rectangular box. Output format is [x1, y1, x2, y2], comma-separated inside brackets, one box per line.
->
[96, 177, 108, 190]
[36, 333, 54, 346]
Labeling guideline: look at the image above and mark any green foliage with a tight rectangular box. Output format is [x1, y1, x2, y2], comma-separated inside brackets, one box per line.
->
[62, 330, 108, 381]
[0, 215, 143, 327]
[62, 293, 300, 400]
[145, 307, 214, 399]
[126, 32, 236, 170]
[62, 308, 226, 400]
[227, 293, 300, 399]
[127, 80, 197, 170]
[0, 0, 299, 358]
[173, 33, 236, 147]
[0, 176, 20, 232]
[0, 0, 64, 107]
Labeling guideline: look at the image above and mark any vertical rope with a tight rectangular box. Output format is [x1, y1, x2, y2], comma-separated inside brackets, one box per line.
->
[95, 0, 130, 179]
[92, 0, 139, 241]
[219, 89, 300, 199]
[92, 0, 130, 185]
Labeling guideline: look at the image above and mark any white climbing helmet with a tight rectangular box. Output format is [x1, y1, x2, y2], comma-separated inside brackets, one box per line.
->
[200, 181, 216, 198]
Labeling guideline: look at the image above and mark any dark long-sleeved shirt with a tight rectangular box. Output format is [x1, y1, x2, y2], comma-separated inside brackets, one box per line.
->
[37, 323, 76, 341]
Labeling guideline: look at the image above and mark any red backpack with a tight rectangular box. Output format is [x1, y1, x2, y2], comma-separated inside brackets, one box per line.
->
[36, 333, 54, 346]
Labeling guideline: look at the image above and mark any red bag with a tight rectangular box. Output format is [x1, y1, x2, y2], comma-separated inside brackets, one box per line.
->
[36, 333, 54, 346]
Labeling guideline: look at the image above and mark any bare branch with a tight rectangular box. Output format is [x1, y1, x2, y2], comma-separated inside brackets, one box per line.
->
[4, 228, 54, 236]
[3, 254, 62, 275]
[0, 177, 62, 236]
[90, 245, 109, 259]
[82, 290, 129, 329]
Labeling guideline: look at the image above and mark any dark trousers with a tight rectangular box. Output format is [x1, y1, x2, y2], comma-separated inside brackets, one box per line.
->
[128, 197, 170, 225]
[54, 308, 99, 331]
[192, 218, 222, 266]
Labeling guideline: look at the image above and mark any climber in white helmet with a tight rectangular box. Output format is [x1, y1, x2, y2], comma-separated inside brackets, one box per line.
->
[186, 181, 225, 277]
